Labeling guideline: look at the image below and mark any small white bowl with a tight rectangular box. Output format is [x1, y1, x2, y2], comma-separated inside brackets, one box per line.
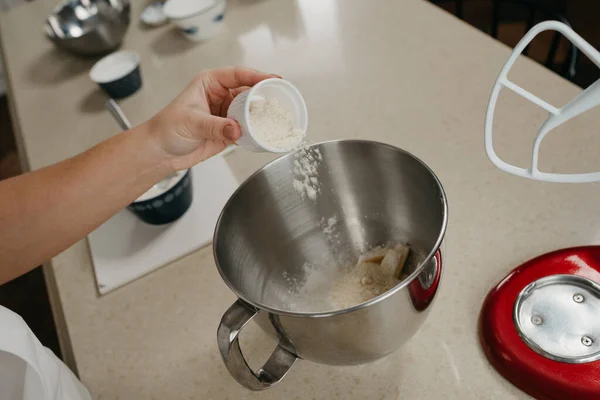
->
[163, 0, 227, 42]
[227, 78, 308, 153]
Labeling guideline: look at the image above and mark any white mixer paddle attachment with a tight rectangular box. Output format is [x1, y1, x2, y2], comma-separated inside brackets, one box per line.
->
[485, 20, 600, 183]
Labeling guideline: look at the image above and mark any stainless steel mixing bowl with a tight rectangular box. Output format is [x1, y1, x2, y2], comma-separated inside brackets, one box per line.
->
[45, 0, 131, 56]
[215, 140, 448, 390]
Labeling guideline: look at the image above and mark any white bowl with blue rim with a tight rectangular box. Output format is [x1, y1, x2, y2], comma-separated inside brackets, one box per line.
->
[163, 0, 227, 41]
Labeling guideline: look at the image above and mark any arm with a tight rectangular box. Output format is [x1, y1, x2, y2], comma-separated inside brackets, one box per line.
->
[0, 125, 169, 283]
[0, 67, 278, 285]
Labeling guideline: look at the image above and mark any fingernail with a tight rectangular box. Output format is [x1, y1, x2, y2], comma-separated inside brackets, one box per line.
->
[224, 124, 239, 141]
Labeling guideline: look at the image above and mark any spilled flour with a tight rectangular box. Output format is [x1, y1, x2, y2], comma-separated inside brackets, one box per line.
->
[292, 145, 322, 200]
[319, 213, 345, 257]
[321, 214, 338, 237]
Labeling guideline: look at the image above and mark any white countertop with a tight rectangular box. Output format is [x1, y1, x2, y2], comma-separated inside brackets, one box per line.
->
[2, 0, 600, 398]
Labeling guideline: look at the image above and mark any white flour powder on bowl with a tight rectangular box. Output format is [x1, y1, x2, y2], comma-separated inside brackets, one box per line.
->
[292, 146, 322, 200]
[278, 236, 425, 313]
[279, 260, 401, 312]
[249, 97, 304, 151]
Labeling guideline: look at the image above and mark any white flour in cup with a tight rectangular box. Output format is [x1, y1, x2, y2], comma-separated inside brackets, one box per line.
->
[249, 98, 304, 151]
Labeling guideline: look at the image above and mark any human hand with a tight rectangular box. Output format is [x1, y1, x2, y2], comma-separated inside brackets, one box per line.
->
[145, 67, 280, 171]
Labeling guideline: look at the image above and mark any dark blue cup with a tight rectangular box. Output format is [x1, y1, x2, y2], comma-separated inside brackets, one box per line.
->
[127, 169, 193, 225]
[90, 50, 142, 100]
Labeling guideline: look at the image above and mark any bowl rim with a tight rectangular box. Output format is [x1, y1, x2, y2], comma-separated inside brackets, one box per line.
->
[46, 0, 130, 40]
[89, 50, 140, 84]
[213, 139, 449, 318]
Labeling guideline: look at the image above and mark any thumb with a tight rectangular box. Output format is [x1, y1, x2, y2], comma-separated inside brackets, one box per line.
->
[195, 113, 241, 142]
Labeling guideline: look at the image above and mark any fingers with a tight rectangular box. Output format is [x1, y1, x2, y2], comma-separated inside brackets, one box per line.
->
[218, 86, 251, 117]
[230, 86, 250, 98]
[207, 67, 280, 90]
[194, 113, 242, 142]
[198, 67, 280, 117]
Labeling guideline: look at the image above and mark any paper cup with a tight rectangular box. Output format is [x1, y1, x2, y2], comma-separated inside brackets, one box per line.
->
[226, 78, 308, 153]
[90, 50, 142, 99]
[127, 169, 193, 225]
[163, 0, 227, 42]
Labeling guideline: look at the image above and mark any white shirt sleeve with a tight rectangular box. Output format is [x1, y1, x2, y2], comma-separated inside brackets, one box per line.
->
[0, 306, 91, 400]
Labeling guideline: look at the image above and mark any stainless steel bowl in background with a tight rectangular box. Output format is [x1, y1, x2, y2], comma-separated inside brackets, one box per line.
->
[215, 140, 448, 390]
[45, 0, 131, 56]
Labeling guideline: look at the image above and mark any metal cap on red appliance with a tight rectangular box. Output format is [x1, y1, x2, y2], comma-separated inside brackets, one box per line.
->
[479, 247, 600, 400]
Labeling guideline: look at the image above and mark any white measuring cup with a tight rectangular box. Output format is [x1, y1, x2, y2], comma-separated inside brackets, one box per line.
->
[227, 78, 308, 153]
[485, 21, 600, 183]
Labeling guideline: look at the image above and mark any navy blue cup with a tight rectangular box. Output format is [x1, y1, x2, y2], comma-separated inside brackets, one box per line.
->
[90, 50, 142, 100]
[98, 64, 142, 99]
[127, 169, 193, 225]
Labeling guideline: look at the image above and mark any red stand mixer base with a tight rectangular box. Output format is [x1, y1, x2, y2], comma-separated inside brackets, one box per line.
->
[479, 246, 600, 400]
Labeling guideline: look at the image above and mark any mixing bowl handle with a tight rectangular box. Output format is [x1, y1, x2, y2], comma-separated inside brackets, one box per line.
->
[217, 299, 298, 391]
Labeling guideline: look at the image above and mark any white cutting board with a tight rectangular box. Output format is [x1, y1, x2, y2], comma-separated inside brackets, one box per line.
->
[88, 153, 238, 295]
